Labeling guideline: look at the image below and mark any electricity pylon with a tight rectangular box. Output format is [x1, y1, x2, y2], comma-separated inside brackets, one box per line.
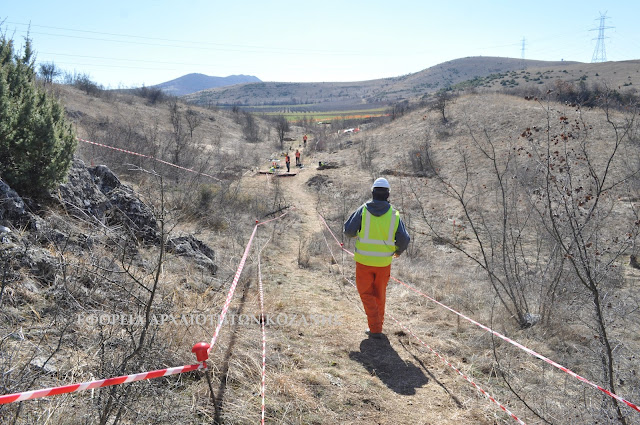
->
[591, 12, 613, 63]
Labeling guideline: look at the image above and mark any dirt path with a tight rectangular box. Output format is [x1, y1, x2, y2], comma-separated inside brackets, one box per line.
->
[239, 149, 501, 424]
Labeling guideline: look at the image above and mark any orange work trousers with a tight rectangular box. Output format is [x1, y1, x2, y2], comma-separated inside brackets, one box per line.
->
[355, 262, 391, 334]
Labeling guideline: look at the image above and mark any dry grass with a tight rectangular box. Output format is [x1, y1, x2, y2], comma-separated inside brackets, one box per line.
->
[3, 66, 640, 425]
[183, 57, 640, 111]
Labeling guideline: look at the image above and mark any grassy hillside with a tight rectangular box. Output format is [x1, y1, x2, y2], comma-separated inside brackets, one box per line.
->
[454, 59, 640, 93]
[2, 58, 640, 424]
[183, 57, 640, 128]
[183, 57, 585, 108]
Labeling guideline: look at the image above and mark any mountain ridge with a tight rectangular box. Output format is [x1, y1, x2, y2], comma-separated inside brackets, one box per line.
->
[182, 56, 580, 106]
[181, 56, 640, 112]
[152, 73, 261, 96]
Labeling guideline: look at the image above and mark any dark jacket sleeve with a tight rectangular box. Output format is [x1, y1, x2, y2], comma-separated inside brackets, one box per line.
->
[394, 218, 410, 255]
[343, 205, 364, 237]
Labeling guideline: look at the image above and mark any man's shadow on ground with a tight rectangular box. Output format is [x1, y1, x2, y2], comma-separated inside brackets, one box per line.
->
[349, 335, 429, 395]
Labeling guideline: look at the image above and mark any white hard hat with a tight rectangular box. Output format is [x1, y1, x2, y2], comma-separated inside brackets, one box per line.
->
[372, 177, 390, 190]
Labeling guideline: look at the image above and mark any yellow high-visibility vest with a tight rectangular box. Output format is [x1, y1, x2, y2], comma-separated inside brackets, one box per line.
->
[354, 206, 399, 267]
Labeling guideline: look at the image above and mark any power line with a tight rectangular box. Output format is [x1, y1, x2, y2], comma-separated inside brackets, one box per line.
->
[591, 12, 614, 63]
[5, 21, 363, 56]
[37, 51, 222, 68]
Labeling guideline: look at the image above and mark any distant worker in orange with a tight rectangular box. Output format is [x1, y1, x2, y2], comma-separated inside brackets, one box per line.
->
[303, 134, 308, 148]
[285, 152, 291, 172]
[344, 178, 410, 339]
[295, 149, 301, 166]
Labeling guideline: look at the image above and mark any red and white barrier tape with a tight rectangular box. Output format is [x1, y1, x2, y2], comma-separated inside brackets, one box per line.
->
[0, 211, 290, 407]
[258, 254, 267, 425]
[318, 213, 640, 414]
[0, 362, 205, 405]
[255, 210, 289, 423]
[258, 209, 291, 227]
[318, 217, 525, 424]
[208, 225, 258, 353]
[387, 312, 526, 425]
[317, 213, 344, 249]
[390, 275, 640, 414]
[256, 233, 272, 425]
[77, 137, 221, 181]
[208, 210, 290, 355]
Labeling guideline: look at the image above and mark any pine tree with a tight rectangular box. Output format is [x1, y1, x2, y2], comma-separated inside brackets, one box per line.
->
[0, 35, 76, 198]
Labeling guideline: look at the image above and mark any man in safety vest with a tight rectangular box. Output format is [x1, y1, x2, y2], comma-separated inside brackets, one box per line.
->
[344, 177, 410, 339]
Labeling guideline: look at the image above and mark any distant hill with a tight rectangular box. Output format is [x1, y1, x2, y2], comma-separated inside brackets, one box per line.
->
[181, 57, 640, 114]
[153, 73, 262, 96]
[182, 57, 583, 108]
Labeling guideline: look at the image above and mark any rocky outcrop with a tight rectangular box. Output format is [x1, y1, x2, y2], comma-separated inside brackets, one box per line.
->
[57, 158, 159, 243]
[306, 174, 333, 190]
[102, 186, 159, 244]
[166, 235, 217, 275]
[1, 237, 59, 286]
[0, 179, 32, 226]
[57, 158, 111, 220]
[1, 159, 216, 292]
[90, 165, 122, 195]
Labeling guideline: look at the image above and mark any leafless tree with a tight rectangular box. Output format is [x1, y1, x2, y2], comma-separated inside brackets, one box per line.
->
[38, 62, 59, 84]
[95, 172, 171, 425]
[357, 138, 378, 173]
[242, 112, 260, 143]
[168, 99, 187, 166]
[407, 138, 436, 177]
[523, 94, 640, 424]
[432, 90, 455, 123]
[184, 108, 202, 142]
[412, 92, 640, 423]
[389, 100, 409, 121]
[410, 127, 563, 329]
[275, 115, 289, 149]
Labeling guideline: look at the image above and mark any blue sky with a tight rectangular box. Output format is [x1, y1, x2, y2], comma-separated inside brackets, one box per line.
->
[2, 1, 639, 89]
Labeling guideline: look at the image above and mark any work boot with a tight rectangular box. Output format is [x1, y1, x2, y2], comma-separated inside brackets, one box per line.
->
[365, 330, 383, 339]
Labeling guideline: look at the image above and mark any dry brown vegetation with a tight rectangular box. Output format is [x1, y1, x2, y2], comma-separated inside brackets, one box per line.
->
[2, 62, 640, 425]
[183, 57, 640, 111]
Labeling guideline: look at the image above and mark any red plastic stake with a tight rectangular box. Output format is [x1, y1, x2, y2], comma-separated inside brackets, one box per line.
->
[192, 342, 211, 362]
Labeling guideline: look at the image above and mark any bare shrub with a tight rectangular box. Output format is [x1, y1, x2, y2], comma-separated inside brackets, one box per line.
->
[357, 138, 378, 171]
[242, 112, 260, 143]
[388, 100, 410, 121]
[406, 135, 436, 177]
[72, 72, 103, 96]
[412, 92, 640, 423]
[273, 115, 290, 149]
[431, 90, 456, 123]
[136, 85, 166, 105]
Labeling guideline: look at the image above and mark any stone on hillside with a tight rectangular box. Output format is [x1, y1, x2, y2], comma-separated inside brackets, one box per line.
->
[89, 165, 122, 195]
[0, 179, 30, 225]
[105, 187, 159, 244]
[58, 158, 110, 220]
[317, 161, 339, 170]
[166, 235, 217, 275]
[58, 158, 159, 243]
[17, 246, 59, 284]
[30, 356, 59, 374]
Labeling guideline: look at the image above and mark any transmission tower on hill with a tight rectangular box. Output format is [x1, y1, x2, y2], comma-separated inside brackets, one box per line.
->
[591, 12, 613, 63]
